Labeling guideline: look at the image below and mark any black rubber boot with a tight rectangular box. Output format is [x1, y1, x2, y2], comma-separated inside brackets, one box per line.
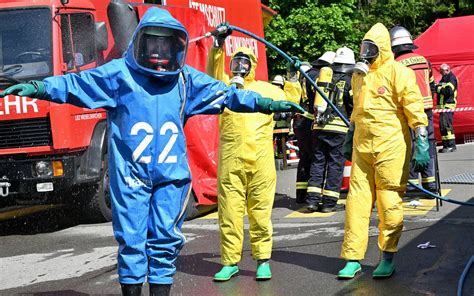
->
[306, 193, 322, 212]
[295, 192, 307, 204]
[320, 197, 344, 213]
[149, 284, 171, 296]
[121, 283, 142, 296]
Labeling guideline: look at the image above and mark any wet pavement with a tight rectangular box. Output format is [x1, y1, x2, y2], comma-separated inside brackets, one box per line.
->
[0, 144, 473, 295]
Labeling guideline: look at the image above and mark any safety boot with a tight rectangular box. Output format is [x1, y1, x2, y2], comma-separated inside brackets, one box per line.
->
[320, 197, 344, 213]
[320, 203, 345, 213]
[307, 203, 320, 212]
[256, 260, 272, 280]
[213, 265, 239, 281]
[295, 192, 307, 204]
[306, 193, 322, 212]
[337, 261, 361, 279]
[421, 183, 437, 199]
[373, 259, 395, 278]
[438, 147, 449, 153]
[121, 283, 142, 296]
[149, 284, 171, 296]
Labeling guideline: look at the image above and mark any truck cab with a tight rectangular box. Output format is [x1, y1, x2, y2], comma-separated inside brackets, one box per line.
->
[0, 0, 126, 221]
[0, 0, 270, 222]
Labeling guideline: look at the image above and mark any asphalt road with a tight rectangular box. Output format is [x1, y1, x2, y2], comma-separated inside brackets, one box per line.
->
[0, 144, 473, 295]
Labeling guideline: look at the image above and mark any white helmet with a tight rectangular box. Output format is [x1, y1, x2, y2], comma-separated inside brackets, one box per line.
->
[333, 46, 355, 65]
[318, 51, 336, 64]
[389, 25, 417, 49]
[300, 61, 311, 73]
[272, 74, 285, 87]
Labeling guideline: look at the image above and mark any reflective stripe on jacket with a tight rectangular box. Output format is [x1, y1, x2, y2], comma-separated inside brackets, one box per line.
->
[437, 71, 458, 109]
[396, 52, 434, 109]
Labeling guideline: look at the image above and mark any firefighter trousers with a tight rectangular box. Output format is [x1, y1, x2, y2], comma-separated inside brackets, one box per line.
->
[306, 131, 346, 206]
[439, 112, 456, 148]
[293, 117, 313, 203]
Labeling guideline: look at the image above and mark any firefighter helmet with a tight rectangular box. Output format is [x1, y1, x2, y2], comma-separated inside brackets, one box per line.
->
[389, 25, 418, 51]
[333, 47, 355, 65]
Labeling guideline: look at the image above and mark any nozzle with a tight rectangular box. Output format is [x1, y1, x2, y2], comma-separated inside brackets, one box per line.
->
[204, 25, 229, 38]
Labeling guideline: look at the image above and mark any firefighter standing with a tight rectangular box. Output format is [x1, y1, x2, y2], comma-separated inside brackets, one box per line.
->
[436, 63, 458, 153]
[390, 25, 438, 193]
[306, 47, 354, 212]
[207, 24, 302, 281]
[271, 73, 301, 159]
[294, 51, 335, 204]
[338, 23, 429, 279]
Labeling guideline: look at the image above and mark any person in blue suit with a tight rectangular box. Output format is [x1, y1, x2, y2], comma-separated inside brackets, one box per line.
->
[0, 7, 303, 296]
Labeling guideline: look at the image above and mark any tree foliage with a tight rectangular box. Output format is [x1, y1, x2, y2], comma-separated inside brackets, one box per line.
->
[263, 0, 470, 75]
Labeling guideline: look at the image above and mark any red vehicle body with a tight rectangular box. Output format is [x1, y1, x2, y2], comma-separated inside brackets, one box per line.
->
[0, 0, 268, 221]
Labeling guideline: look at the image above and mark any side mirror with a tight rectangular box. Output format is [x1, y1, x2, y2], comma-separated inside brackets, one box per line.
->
[95, 22, 108, 52]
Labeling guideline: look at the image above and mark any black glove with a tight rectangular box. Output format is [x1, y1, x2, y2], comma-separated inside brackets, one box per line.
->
[213, 22, 233, 48]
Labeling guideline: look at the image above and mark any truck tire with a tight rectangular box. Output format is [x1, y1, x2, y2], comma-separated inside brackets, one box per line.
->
[185, 191, 217, 221]
[81, 157, 112, 223]
[185, 191, 199, 221]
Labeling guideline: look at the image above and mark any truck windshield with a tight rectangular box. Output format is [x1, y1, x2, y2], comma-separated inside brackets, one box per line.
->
[0, 8, 52, 86]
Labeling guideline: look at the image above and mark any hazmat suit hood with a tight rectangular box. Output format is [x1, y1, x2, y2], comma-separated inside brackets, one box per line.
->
[231, 47, 257, 83]
[362, 23, 393, 71]
[125, 7, 188, 79]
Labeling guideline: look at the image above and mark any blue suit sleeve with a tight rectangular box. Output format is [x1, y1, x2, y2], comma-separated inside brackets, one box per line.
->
[184, 66, 261, 117]
[43, 63, 117, 110]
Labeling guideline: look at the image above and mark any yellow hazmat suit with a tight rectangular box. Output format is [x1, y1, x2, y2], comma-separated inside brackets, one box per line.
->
[207, 46, 301, 265]
[341, 23, 427, 260]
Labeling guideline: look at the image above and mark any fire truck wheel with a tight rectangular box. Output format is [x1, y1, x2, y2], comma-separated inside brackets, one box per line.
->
[184, 191, 217, 221]
[185, 191, 199, 221]
[80, 158, 112, 223]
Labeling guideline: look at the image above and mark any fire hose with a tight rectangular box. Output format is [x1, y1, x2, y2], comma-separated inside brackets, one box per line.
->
[208, 24, 474, 207]
[203, 24, 474, 295]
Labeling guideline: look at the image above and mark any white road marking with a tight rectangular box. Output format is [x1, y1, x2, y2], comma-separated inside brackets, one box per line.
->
[182, 221, 341, 231]
[0, 247, 117, 290]
[273, 226, 380, 241]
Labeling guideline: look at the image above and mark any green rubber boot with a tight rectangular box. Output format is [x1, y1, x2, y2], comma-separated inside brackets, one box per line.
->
[338, 261, 362, 279]
[213, 265, 239, 282]
[373, 259, 395, 278]
[256, 261, 272, 280]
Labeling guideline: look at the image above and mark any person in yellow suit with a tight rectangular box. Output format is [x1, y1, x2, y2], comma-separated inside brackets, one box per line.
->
[207, 24, 301, 282]
[338, 23, 430, 279]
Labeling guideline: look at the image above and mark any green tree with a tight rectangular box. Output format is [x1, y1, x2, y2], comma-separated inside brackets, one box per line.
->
[356, 0, 456, 36]
[265, 0, 362, 74]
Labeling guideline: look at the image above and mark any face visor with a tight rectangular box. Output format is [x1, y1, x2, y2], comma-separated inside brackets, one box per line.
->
[230, 54, 251, 77]
[359, 40, 379, 64]
[134, 26, 187, 73]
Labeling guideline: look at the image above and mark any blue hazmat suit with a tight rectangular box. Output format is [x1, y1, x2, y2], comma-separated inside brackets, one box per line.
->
[40, 8, 262, 284]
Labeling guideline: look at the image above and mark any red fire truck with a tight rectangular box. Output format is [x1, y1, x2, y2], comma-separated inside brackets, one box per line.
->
[0, 0, 270, 221]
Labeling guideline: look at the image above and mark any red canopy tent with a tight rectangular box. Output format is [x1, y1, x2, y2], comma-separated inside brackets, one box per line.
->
[415, 15, 474, 143]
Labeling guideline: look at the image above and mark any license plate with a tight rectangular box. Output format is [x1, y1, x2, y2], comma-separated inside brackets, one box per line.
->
[37, 182, 54, 192]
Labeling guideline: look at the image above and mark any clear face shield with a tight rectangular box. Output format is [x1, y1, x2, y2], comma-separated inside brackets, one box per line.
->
[354, 40, 379, 76]
[134, 26, 188, 73]
[229, 54, 251, 88]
